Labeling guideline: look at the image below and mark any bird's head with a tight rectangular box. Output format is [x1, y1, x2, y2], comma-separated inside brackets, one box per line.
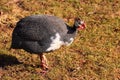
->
[74, 18, 86, 30]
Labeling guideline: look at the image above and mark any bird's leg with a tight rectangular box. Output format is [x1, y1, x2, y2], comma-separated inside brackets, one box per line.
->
[39, 53, 48, 70]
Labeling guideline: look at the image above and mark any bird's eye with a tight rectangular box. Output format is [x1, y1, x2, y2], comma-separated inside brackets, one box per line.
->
[78, 22, 81, 24]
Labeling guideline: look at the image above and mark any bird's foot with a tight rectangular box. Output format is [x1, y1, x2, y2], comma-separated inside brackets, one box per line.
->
[40, 63, 49, 71]
[40, 69, 48, 76]
[39, 53, 49, 70]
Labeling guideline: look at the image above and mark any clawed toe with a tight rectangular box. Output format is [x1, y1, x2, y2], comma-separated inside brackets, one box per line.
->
[40, 64, 49, 71]
[39, 53, 49, 71]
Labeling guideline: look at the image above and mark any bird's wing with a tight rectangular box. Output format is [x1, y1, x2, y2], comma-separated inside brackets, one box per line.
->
[14, 21, 53, 41]
[13, 15, 67, 41]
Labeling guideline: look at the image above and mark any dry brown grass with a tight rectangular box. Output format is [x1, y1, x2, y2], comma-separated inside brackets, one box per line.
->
[0, 0, 120, 80]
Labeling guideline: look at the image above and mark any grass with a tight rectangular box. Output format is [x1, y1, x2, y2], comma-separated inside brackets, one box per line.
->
[0, 0, 120, 80]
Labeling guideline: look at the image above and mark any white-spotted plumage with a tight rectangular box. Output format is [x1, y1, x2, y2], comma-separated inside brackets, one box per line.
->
[46, 33, 74, 51]
[65, 38, 74, 46]
[46, 33, 64, 51]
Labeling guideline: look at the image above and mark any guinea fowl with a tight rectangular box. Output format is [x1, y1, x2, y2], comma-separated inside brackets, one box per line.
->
[10, 15, 85, 70]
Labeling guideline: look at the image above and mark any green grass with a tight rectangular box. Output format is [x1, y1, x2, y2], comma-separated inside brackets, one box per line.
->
[0, 0, 120, 80]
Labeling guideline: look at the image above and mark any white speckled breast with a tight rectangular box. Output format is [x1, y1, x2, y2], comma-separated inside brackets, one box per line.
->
[46, 33, 64, 51]
[64, 38, 74, 46]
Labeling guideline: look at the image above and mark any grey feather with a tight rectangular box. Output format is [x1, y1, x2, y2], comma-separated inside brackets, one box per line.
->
[11, 15, 78, 54]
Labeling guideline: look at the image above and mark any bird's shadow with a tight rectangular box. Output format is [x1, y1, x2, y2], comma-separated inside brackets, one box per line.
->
[0, 53, 41, 68]
[0, 53, 21, 67]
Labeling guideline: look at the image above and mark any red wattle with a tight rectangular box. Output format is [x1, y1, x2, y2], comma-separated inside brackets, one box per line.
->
[78, 23, 86, 30]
